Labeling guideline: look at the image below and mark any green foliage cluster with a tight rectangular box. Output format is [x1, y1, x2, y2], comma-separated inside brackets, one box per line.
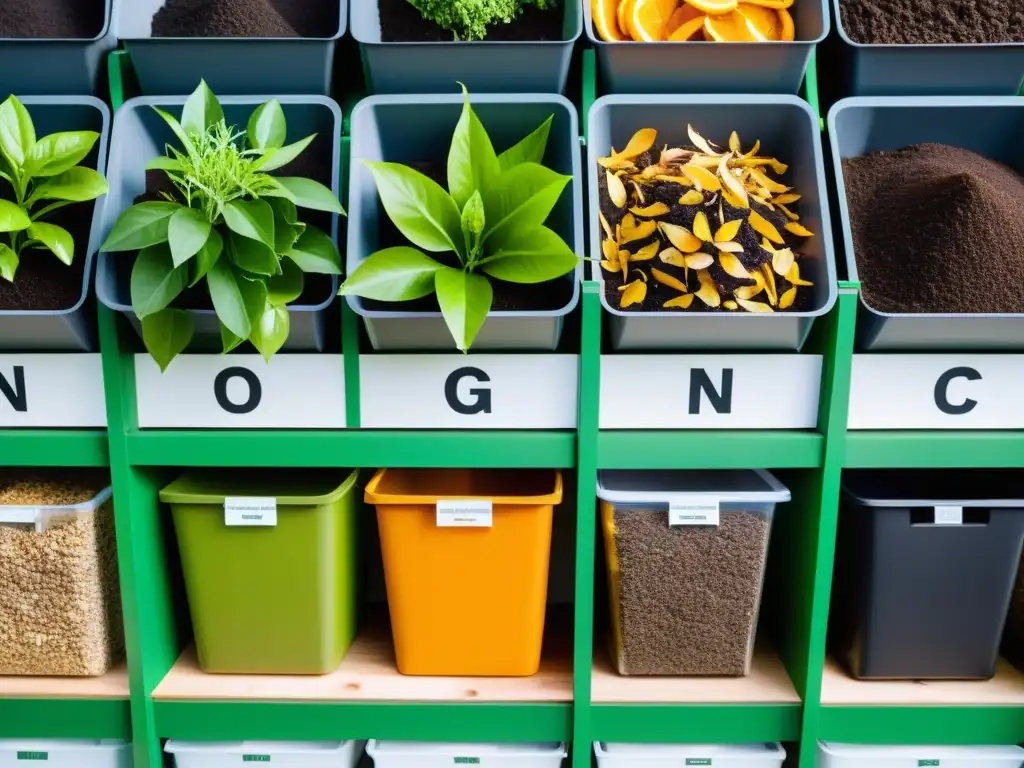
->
[0, 95, 108, 282]
[340, 86, 577, 351]
[102, 81, 344, 371]
[408, 0, 557, 40]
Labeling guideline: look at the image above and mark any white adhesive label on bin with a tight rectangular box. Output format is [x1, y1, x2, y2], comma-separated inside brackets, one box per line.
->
[669, 498, 721, 526]
[934, 505, 964, 525]
[224, 497, 278, 527]
[437, 500, 493, 528]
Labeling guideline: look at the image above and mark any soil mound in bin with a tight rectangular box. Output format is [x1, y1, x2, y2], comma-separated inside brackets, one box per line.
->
[153, 0, 340, 38]
[843, 143, 1024, 314]
[0, 0, 106, 38]
[380, 0, 565, 42]
[839, 0, 1024, 44]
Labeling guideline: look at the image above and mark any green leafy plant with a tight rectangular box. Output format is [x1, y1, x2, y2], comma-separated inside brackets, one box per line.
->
[408, 0, 557, 41]
[340, 86, 577, 351]
[0, 94, 108, 282]
[102, 81, 344, 371]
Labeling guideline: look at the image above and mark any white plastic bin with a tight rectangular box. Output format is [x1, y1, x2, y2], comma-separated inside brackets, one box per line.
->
[0, 740, 131, 768]
[595, 742, 786, 768]
[598, 469, 790, 676]
[367, 741, 567, 768]
[165, 741, 364, 768]
[817, 743, 1024, 768]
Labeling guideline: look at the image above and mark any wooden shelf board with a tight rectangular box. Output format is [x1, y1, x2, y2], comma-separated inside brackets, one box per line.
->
[0, 664, 129, 700]
[591, 646, 801, 704]
[154, 621, 572, 704]
[821, 655, 1024, 706]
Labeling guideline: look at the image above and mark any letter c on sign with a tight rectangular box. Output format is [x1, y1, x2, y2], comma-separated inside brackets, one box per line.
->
[445, 367, 492, 415]
[214, 367, 262, 414]
[934, 366, 981, 415]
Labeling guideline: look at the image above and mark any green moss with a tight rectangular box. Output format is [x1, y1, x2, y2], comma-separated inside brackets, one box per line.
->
[407, 0, 556, 41]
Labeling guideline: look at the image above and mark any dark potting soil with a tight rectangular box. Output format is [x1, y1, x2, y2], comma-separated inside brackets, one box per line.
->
[610, 508, 770, 676]
[0, 0, 106, 38]
[379, 0, 565, 42]
[843, 143, 1024, 314]
[838, 0, 1024, 44]
[152, 0, 340, 38]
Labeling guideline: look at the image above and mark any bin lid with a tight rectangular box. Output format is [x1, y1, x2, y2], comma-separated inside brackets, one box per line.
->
[598, 743, 784, 758]
[159, 469, 359, 506]
[843, 470, 1024, 508]
[368, 742, 566, 758]
[819, 744, 1024, 760]
[596, 470, 790, 504]
[165, 741, 351, 755]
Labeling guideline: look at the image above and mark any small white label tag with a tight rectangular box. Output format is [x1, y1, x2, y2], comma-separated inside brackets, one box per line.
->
[934, 505, 964, 525]
[437, 500, 493, 528]
[224, 497, 278, 527]
[669, 498, 721, 526]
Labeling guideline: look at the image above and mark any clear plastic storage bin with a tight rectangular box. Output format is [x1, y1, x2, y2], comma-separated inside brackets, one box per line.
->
[817, 743, 1024, 768]
[165, 741, 364, 768]
[367, 741, 567, 768]
[0, 739, 131, 768]
[597, 469, 790, 676]
[595, 742, 786, 768]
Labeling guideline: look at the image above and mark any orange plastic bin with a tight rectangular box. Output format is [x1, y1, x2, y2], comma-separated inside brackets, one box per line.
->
[365, 468, 562, 677]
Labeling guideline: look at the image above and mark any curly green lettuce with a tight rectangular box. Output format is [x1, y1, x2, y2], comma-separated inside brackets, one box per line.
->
[408, 0, 556, 41]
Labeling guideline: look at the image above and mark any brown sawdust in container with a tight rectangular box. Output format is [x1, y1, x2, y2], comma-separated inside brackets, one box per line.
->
[153, 0, 340, 38]
[843, 143, 1024, 314]
[610, 508, 771, 675]
[839, 0, 1024, 44]
[0, 469, 124, 676]
[0, 0, 106, 38]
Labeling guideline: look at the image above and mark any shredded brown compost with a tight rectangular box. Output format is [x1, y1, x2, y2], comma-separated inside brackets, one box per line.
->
[0, 0, 106, 38]
[153, 0, 339, 38]
[838, 0, 1024, 44]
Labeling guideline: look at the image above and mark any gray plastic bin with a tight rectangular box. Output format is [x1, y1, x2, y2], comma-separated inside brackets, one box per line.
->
[834, 470, 1024, 680]
[352, 1, 582, 95]
[833, 0, 1024, 96]
[829, 96, 1024, 351]
[588, 95, 837, 351]
[0, 0, 115, 96]
[115, 0, 347, 96]
[346, 94, 583, 351]
[0, 97, 110, 352]
[97, 95, 341, 353]
[583, 0, 826, 94]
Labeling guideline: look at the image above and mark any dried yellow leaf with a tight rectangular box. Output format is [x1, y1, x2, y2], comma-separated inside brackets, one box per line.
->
[785, 222, 814, 237]
[658, 221, 703, 253]
[734, 272, 765, 300]
[695, 269, 721, 308]
[722, 188, 747, 209]
[778, 203, 800, 222]
[737, 298, 774, 313]
[619, 279, 647, 308]
[682, 163, 722, 192]
[651, 268, 688, 293]
[719, 198, 725, 227]
[723, 300, 738, 310]
[744, 139, 761, 158]
[773, 193, 801, 205]
[618, 128, 658, 160]
[602, 238, 619, 265]
[642, 165, 663, 179]
[685, 252, 714, 270]
[630, 202, 670, 217]
[687, 155, 721, 170]
[619, 249, 630, 280]
[659, 247, 687, 268]
[630, 241, 660, 261]
[715, 218, 742, 242]
[772, 247, 795, 276]
[719, 252, 751, 279]
[761, 264, 778, 306]
[692, 211, 712, 242]
[719, 153, 749, 208]
[597, 156, 636, 171]
[715, 240, 744, 254]
[779, 286, 797, 309]
[600, 260, 617, 273]
[768, 159, 788, 174]
[607, 170, 627, 208]
[749, 167, 789, 194]
[664, 293, 695, 309]
[687, 124, 721, 156]
[749, 209, 784, 244]
[599, 212, 614, 241]
[632, 181, 646, 205]
[679, 190, 704, 206]
[621, 219, 658, 244]
[786, 261, 814, 287]
[729, 131, 741, 154]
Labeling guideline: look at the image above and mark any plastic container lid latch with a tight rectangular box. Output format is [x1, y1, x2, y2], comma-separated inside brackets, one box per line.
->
[669, 496, 721, 527]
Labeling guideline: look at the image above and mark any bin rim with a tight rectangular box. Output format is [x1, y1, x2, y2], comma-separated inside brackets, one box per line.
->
[158, 469, 359, 506]
[818, 743, 1024, 759]
[595, 742, 785, 758]
[0, 739, 128, 750]
[164, 740, 354, 755]
[368, 740, 568, 758]
[596, 469, 790, 505]
[364, 468, 563, 507]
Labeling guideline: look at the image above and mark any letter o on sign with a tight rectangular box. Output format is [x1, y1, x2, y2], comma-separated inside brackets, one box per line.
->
[214, 367, 262, 414]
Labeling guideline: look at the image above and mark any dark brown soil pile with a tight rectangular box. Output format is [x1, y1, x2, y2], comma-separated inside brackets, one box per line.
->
[153, 0, 340, 38]
[843, 143, 1024, 314]
[0, 0, 106, 38]
[839, 0, 1024, 44]
[610, 508, 770, 676]
[380, 0, 565, 42]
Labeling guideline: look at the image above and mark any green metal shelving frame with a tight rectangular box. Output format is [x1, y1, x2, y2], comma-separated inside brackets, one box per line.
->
[3, 47, 1024, 768]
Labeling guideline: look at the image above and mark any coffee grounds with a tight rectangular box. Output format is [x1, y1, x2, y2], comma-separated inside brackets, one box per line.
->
[839, 0, 1024, 44]
[843, 143, 1024, 314]
[380, 0, 565, 42]
[153, 0, 340, 38]
[0, 0, 106, 38]
[610, 508, 770, 676]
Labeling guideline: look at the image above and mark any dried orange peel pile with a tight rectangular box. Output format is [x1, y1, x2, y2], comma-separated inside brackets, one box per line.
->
[593, 0, 794, 42]
[597, 126, 815, 313]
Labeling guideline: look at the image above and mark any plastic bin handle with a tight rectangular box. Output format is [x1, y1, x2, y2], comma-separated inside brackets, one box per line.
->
[0, 508, 42, 531]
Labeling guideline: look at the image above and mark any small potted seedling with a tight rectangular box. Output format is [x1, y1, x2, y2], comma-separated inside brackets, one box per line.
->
[352, 0, 583, 94]
[0, 94, 110, 350]
[343, 87, 582, 351]
[98, 81, 344, 370]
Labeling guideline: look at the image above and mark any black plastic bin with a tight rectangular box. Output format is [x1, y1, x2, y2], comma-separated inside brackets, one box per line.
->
[833, 470, 1024, 680]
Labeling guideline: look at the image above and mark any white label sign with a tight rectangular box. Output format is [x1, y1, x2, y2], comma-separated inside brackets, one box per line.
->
[669, 498, 721, 526]
[934, 505, 964, 526]
[849, 355, 1024, 429]
[0, 354, 105, 427]
[360, 355, 578, 429]
[436, 500, 493, 527]
[135, 355, 345, 429]
[224, 497, 277, 527]
[600, 355, 822, 429]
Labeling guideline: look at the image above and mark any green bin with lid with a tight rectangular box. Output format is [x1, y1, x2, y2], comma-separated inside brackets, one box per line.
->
[160, 469, 361, 675]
